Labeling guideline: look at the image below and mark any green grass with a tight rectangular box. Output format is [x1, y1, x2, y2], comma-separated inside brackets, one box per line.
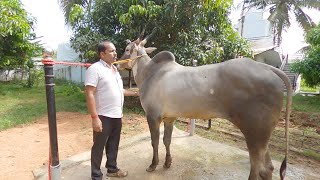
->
[0, 81, 87, 131]
[291, 95, 320, 113]
[302, 150, 320, 161]
[300, 86, 319, 92]
[300, 79, 319, 92]
[123, 96, 144, 115]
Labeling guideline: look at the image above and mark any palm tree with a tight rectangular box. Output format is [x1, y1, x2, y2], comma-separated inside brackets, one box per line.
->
[58, 0, 92, 23]
[240, 0, 320, 45]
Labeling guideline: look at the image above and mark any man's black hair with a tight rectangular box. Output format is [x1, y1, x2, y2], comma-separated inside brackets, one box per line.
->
[97, 40, 112, 55]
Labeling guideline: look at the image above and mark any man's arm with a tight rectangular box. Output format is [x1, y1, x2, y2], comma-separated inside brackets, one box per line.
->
[85, 85, 102, 132]
[123, 89, 139, 96]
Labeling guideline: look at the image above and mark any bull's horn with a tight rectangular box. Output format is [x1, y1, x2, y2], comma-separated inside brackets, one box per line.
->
[133, 37, 141, 45]
[147, 27, 157, 41]
[140, 27, 157, 46]
[133, 26, 147, 45]
[140, 38, 147, 46]
[139, 26, 146, 40]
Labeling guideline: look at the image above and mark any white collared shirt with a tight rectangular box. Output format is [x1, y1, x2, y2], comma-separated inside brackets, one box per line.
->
[85, 59, 124, 118]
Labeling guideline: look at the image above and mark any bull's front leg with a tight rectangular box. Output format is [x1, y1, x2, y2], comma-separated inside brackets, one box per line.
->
[163, 120, 174, 169]
[146, 115, 161, 172]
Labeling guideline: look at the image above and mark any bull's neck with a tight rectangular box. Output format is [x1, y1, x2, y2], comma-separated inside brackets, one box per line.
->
[133, 55, 150, 88]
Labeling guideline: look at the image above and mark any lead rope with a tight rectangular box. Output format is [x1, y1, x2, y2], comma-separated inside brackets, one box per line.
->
[112, 54, 146, 65]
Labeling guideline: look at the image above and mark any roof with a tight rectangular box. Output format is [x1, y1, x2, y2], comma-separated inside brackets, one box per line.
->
[253, 46, 277, 55]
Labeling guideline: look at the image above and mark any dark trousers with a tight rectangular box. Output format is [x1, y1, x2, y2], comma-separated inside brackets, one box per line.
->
[91, 116, 122, 180]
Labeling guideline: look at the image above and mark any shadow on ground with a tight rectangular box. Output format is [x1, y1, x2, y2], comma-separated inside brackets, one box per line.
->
[34, 127, 320, 180]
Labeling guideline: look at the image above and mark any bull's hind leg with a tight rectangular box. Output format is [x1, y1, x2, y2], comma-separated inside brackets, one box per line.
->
[264, 149, 274, 178]
[163, 120, 174, 168]
[245, 134, 273, 180]
[146, 114, 161, 172]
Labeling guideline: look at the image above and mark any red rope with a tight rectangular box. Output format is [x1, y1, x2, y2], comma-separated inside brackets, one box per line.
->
[48, 145, 51, 180]
[42, 59, 92, 67]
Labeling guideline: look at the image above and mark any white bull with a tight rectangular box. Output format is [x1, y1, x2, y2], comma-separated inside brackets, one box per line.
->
[119, 37, 292, 180]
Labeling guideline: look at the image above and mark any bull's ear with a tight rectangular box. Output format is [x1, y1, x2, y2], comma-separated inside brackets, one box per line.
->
[145, 47, 157, 54]
[125, 39, 131, 44]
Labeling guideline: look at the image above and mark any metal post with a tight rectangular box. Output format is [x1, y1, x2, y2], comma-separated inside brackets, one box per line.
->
[128, 69, 132, 88]
[208, 119, 212, 130]
[190, 59, 197, 136]
[43, 48, 61, 180]
[190, 119, 195, 136]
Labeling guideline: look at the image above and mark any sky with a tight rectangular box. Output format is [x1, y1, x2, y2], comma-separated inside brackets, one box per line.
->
[230, 0, 320, 56]
[21, 0, 320, 55]
[21, 0, 71, 50]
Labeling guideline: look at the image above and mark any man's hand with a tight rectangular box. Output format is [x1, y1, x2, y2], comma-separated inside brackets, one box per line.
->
[92, 117, 103, 132]
[124, 89, 139, 96]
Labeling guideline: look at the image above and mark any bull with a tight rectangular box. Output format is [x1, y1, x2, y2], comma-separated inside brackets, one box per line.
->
[119, 36, 292, 180]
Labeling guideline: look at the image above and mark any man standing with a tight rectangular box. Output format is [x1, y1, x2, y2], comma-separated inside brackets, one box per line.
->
[85, 40, 138, 179]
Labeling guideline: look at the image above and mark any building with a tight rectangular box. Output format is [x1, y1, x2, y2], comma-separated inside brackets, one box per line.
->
[54, 42, 86, 84]
[235, 8, 300, 92]
[53, 42, 133, 87]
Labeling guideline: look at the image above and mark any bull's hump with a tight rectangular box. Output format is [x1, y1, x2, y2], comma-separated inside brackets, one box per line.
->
[152, 51, 175, 64]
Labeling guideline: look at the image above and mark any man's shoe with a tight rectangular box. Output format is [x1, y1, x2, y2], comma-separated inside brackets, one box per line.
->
[106, 169, 128, 178]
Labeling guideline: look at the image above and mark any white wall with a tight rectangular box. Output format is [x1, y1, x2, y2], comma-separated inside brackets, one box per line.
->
[54, 42, 86, 84]
[238, 9, 275, 51]
[241, 9, 272, 39]
[0, 69, 28, 81]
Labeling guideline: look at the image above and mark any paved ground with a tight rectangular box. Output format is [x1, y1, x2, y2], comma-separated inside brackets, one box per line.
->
[34, 127, 320, 180]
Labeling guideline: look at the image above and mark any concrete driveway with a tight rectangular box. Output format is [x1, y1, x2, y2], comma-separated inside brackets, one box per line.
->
[34, 127, 320, 180]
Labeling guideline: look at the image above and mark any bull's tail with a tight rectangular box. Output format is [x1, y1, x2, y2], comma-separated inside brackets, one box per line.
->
[262, 64, 292, 180]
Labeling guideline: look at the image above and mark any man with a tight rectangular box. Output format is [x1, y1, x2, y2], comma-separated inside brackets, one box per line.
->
[85, 40, 138, 179]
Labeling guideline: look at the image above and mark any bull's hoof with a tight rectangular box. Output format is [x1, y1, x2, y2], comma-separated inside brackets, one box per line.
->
[163, 155, 172, 168]
[163, 162, 171, 169]
[146, 166, 156, 172]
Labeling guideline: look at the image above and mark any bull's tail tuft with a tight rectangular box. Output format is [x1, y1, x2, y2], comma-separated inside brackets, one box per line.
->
[280, 156, 287, 180]
[261, 63, 291, 180]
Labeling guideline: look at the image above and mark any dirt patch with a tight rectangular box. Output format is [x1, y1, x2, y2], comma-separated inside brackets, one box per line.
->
[0, 112, 149, 180]
[286, 111, 320, 133]
[0, 110, 319, 180]
[175, 110, 320, 175]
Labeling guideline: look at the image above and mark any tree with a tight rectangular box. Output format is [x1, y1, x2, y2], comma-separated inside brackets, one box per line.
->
[58, 0, 92, 23]
[60, 0, 252, 65]
[291, 23, 320, 88]
[241, 0, 320, 44]
[0, 0, 42, 70]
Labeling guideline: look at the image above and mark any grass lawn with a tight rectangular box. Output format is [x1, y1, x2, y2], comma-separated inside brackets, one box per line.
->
[299, 79, 319, 93]
[0, 81, 87, 131]
[0, 81, 143, 131]
[291, 94, 320, 113]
